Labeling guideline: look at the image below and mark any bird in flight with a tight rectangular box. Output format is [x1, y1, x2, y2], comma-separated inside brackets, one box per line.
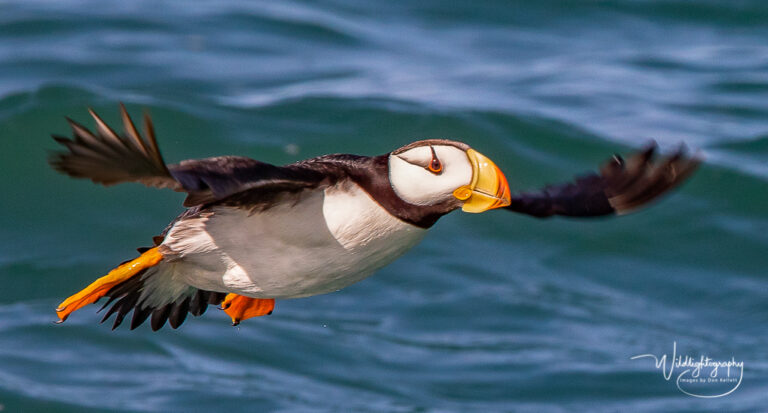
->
[49, 105, 700, 331]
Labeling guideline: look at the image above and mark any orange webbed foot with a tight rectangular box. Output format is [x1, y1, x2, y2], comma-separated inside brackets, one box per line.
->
[220, 294, 274, 326]
[55, 248, 163, 323]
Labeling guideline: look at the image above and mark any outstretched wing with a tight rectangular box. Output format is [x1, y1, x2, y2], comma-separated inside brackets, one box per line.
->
[49, 106, 332, 207]
[50, 104, 179, 190]
[504, 144, 701, 218]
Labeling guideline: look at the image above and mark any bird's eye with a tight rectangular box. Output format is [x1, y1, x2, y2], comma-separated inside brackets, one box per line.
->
[427, 147, 443, 174]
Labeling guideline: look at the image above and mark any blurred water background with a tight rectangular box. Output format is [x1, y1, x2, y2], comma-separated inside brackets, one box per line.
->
[1, 1, 767, 411]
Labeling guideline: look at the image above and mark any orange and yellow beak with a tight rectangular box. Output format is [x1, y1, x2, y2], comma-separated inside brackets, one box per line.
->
[452, 149, 511, 213]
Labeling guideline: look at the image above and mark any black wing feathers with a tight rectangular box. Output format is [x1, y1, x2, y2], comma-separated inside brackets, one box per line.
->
[50, 106, 340, 208]
[169, 156, 329, 207]
[51, 106, 698, 220]
[50, 105, 179, 190]
[505, 144, 701, 218]
[506, 174, 614, 218]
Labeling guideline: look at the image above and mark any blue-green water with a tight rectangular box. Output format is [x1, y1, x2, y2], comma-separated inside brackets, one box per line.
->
[1, 1, 767, 411]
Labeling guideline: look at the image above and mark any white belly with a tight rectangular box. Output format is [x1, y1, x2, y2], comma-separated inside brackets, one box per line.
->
[161, 183, 426, 298]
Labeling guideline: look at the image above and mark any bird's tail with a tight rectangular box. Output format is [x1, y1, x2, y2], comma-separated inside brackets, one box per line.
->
[56, 247, 164, 323]
[55, 247, 275, 330]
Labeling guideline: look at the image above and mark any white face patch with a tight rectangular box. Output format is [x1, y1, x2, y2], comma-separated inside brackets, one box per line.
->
[388, 144, 473, 205]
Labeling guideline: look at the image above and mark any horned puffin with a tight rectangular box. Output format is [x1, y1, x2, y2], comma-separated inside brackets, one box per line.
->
[49, 105, 700, 331]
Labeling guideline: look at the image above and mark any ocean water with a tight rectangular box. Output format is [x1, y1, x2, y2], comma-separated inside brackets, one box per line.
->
[1, 0, 767, 411]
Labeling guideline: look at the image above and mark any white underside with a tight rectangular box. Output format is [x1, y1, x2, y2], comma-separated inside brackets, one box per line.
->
[159, 182, 426, 299]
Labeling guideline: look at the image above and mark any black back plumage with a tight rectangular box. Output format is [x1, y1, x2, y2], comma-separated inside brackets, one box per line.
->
[50, 106, 347, 210]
